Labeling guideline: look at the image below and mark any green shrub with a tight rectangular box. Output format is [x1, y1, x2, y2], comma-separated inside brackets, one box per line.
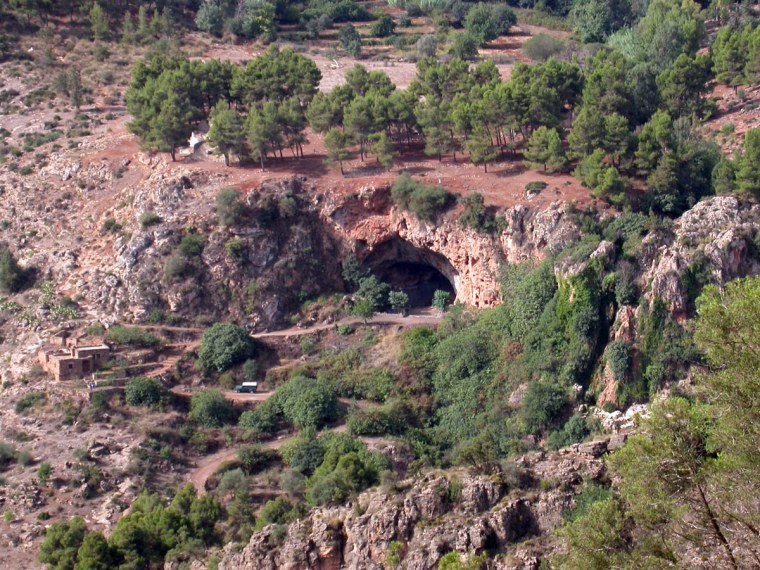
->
[276, 375, 338, 430]
[105, 325, 163, 348]
[225, 238, 246, 262]
[238, 445, 275, 475]
[606, 340, 632, 382]
[197, 323, 256, 375]
[254, 497, 305, 531]
[390, 173, 453, 221]
[216, 188, 244, 226]
[523, 33, 566, 61]
[15, 391, 45, 414]
[521, 381, 567, 434]
[139, 211, 161, 229]
[125, 377, 165, 407]
[280, 432, 326, 475]
[0, 442, 18, 471]
[101, 218, 122, 234]
[562, 483, 612, 522]
[459, 193, 494, 233]
[178, 233, 204, 258]
[239, 399, 280, 435]
[37, 462, 52, 485]
[0, 243, 27, 293]
[190, 389, 234, 427]
[525, 181, 547, 196]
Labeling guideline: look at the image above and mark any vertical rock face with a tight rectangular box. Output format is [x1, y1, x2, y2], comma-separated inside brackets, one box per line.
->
[217, 450, 607, 570]
[322, 186, 581, 308]
[644, 196, 760, 316]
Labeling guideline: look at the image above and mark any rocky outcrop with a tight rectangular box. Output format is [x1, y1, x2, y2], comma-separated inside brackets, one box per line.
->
[218, 447, 608, 570]
[323, 186, 581, 308]
[644, 196, 760, 316]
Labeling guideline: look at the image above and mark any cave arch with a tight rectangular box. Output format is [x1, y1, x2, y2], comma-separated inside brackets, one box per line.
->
[360, 238, 458, 308]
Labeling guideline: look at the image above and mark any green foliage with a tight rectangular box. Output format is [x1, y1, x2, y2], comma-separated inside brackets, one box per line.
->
[197, 323, 256, 375]
[0, 243, 27, 294]
[37, 462, 52, 485]
[238, 445, 274, 475]
[371, 14, 395, 38]
[548, 414, 595, 450]
[522, 381, 567, 434]
[216, 188, 245, 226]
[562, 482, 613, 523]
[305, 441, 387, 505]
[190, 389, 234, 427]
[338, 23, 362, 56]
[125, 377, 165, 407]
[89, 3, 108, 41]
[736, 128, 760, 197]
[255, 497, 304, 531]
[276, 375, 339, 430]
[388, 290, 410, 314]
[449, 32, 479, 60]
[432, 290, 451, 312]
[15, 391, 45, 414]
[208, 106, 247, 167]
[105, 325, 162, 349]
[523, 126, 567, 173]
[391, 173, 453, 221]
[606, 340, 632, 382]
[459, 193, 494, 233]
[355, 275, 390, 310]
[39, 516, 87, 570]
[139, 211, 161, 229]
[523, 33, 566, 61]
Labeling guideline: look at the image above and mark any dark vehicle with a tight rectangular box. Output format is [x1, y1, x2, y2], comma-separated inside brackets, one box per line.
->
[234, 382, 258, 393]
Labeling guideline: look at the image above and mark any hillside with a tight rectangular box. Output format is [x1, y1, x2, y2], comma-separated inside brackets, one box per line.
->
[1, 1, 760, 569]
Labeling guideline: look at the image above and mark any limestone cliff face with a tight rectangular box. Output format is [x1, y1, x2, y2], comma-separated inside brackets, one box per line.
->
[643, 195, 760, 317]
[217, 444, 608, 570]
[322, 185, 580, 308]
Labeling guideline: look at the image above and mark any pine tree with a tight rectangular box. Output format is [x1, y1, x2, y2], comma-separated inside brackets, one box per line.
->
[523, 126, 567, 173]
[735, 128, 760, 197]
[370, 131, 394, 170]
[207, 103, 246, 166]
[121, 12, 135, 44]
[324, 128, 350, 175]
[89, 3, 108, 42]
[466, 124, 497, 172]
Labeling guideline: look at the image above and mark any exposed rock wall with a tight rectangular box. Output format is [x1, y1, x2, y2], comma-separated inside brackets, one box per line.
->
[217, 445, 608, 570]
[323, 186, 581, 308]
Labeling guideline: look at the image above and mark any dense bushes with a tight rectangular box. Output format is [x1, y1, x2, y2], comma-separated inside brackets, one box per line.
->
[390, 173, 454, 221]
[239, 375, 338, 433]
[105, 325, 163, 349]
[0, 243, 28, 293]
[125, 377, 166, 407]
[39, 486, 223, 569]
[197, 323, 256, 375]
[190, 389, 234, 427]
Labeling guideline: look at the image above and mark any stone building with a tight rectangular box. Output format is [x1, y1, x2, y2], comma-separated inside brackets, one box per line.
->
[38, 333, 111, 381]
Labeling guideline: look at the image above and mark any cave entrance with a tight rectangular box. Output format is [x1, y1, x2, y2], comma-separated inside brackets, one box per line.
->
[360, 238, 457, 308]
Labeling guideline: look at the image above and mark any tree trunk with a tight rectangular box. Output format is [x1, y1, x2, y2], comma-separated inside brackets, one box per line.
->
[484, 162, 488, 173]
[259, 153, 265, 171]
[339, 160, 344, 175]
[697, 484, 739, 570]
[170, 145, 176, 161]
[223, 153, 229, 166]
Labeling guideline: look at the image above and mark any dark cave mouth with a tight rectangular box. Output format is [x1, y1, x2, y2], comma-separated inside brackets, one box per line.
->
[360, 238, 458, 308]
[376, 261, 456, 308]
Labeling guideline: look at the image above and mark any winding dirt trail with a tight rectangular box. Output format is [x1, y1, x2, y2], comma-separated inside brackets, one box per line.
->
[251, 310, 442, 339]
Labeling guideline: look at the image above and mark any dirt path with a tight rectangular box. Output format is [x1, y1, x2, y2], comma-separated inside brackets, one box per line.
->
[189, 422, 385, 494]
[252, 310, 442, 339]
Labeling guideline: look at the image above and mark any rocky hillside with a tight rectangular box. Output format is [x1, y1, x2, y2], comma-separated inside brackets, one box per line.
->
[216, 439, 619, 570]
